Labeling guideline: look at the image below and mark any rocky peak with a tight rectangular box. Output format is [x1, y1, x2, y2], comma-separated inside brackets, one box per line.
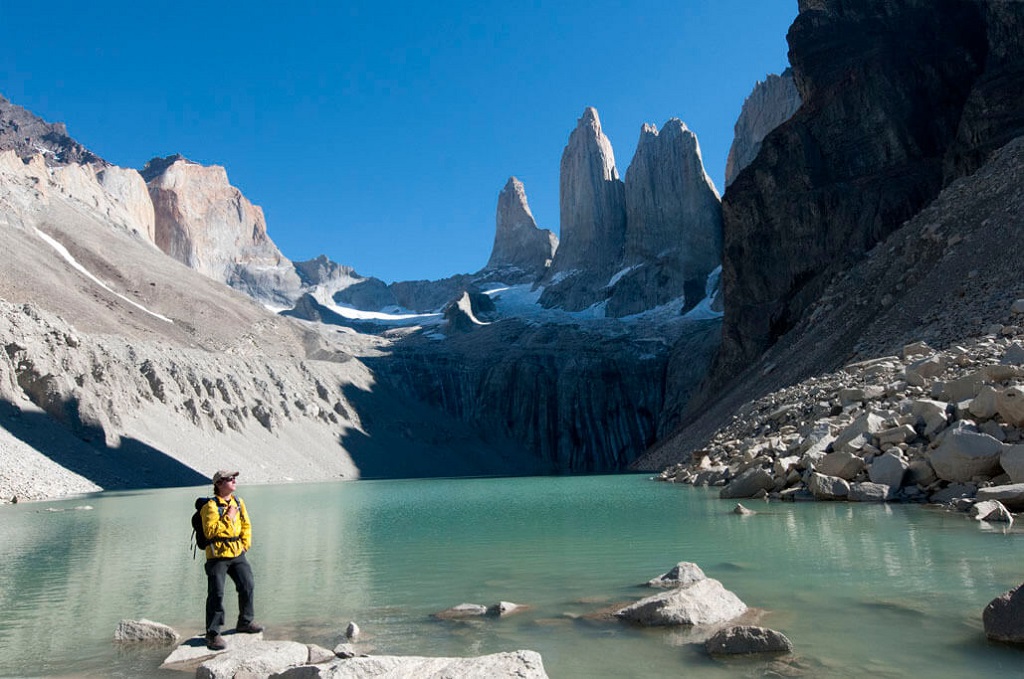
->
[0, 94, 104, 166]
[145, 157, 300, 306]
[724, 70, 801, 188]
[483, 177, 557, 281]
[539, 107, 628, 311]
[609, 119, 722, 316]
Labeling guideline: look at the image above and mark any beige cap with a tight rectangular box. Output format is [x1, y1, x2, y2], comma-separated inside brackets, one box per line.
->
[212, 470, 239, 484]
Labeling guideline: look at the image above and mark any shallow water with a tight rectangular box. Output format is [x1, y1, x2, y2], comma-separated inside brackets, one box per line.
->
[2, 474, 1024, 678]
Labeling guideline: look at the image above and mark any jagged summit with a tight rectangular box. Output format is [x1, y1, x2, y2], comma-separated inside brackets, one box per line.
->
[0, 93, 104, 166]
[482, 177, 557, 280]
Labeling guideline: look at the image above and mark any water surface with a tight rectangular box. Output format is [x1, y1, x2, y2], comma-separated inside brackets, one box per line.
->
[2, 475, 1023, 677]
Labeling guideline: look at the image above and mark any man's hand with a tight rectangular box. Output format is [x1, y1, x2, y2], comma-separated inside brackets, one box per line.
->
[226, 505, 239, 519]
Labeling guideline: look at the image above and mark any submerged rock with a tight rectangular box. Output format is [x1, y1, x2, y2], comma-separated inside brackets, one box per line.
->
[704, 625, 794, 656]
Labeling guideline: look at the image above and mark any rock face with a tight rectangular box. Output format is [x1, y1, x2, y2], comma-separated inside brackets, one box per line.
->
[539, 107, 627, 311]
[0, 94, 104, 166]
[483, 177, 557, 281]
[710, 0, 1024, 397]
[724, 70, 801, 188]
[144, 155, 301, 307]
[613, 119, 722, 316]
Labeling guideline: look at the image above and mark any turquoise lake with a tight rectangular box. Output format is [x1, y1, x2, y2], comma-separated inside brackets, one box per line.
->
[2, 474, 1024, 678]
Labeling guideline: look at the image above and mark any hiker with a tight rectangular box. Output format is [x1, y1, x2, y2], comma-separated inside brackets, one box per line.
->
[201, 470, 263, 650]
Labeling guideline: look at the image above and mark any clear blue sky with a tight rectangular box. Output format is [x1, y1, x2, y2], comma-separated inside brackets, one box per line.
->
[1, 1, 797, 283]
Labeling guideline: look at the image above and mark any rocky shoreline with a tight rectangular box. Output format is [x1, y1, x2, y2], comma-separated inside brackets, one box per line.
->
[657, 301, 1024, 520]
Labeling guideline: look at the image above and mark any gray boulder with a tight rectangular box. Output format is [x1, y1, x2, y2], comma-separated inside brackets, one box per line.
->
[869, 451, 909, 488]
[998, 387, 1024, 427]
[114, 618, 180, 644]
[807, 472, 850, 500]
[719, 467, 774, 499]
[704, 625, 794, 656]
[833, 412, 886, 453]
[647, 561, 707, 588]
[1001, 444, 1024, 483]
[928, 426, 1005, 483]
[984, 584, 1024, 644]
[271, 650, 549, 678]
[615, 577, 747, 627]
[816, 451, 865, 480]
[848, 482, 893, 503]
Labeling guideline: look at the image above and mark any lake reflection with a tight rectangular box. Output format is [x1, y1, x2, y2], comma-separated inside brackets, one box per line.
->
[2, 475, 1024, 678]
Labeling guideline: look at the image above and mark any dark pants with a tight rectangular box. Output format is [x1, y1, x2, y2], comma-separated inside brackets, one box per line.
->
[205, 553, 255, 635]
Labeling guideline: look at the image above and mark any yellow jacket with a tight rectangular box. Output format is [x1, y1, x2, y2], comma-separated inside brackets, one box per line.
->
[200, 495, 252, 559]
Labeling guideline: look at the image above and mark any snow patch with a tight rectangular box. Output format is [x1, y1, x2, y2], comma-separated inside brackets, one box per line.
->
[607, 265, 640, 288]
[34, 228, 174, 324]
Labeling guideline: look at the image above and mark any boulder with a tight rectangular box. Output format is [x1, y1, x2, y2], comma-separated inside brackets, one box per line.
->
[344, 622, 360, 640]
[719, 468, 774, 499]
[114, 618, 180, 644]
[970, 386, 1001, 420]
[848, 482, 893, 503]
[615, 577, 747, 627]
[807, 472, 850, 500]
[998, 387, 1024, 427]
[877, 424, 917, 447]
[704, 625, 794, 656]
[910, 399, 949, 437]
[970, 499, 1013, 523]
[1001, 445, 1024, 483]
[976, 484, 1024, 511]
[487, 601, 524, 617]
[271, 650, 549, 678]
[869, 451, 908, 488]
[906, 355, 947, 385]
[928, 427, 1005, 483]
[816, 451, 865, 480]
[984, 584, 1024, 644]
[833, 412, 886, 453]
[197, 640, 310, 679]
[907, 459, 938, 486]
[307, 645, 337, 664]
[647, 562, 707, 588]
[930, 483, 977, 504]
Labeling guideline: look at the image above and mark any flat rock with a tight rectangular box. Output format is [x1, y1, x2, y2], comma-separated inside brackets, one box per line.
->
[161, 631, 266, 671]
[197, 640, 309, 679]
[615, 577, 747, 627]
[976, 484, 1024, 511]
[848, 482, 893, 503]
[270, 650, 549, 678]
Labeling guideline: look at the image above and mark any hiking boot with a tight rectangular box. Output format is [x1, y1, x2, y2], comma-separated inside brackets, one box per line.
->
[235, 621, 264, 634]
[205, 632, 227, 650]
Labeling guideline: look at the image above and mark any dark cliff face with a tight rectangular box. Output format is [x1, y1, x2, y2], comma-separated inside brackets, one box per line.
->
[709, 0, 1024, 394]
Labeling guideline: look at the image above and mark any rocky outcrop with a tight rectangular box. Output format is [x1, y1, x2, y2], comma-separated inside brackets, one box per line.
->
[482, 177, 557, 281]
[724, 70, 801, 188]
[609, 120, 722, 316]
[274, 651, 548, 678]
[539, 107, 627, 311]
[144, 155, 301, 307]
[0, 94, 104, 166]
[710, 0, 1024, 400]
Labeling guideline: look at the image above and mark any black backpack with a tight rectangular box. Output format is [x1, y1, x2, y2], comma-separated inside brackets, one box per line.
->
[191, 496, 243, 558]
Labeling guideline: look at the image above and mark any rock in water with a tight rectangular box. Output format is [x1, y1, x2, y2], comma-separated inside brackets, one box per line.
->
[615, 577, 747, 626]
[705, 625, 794, 656]
[984, 584, 1024, 643]
[114, 618, 180, 643]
